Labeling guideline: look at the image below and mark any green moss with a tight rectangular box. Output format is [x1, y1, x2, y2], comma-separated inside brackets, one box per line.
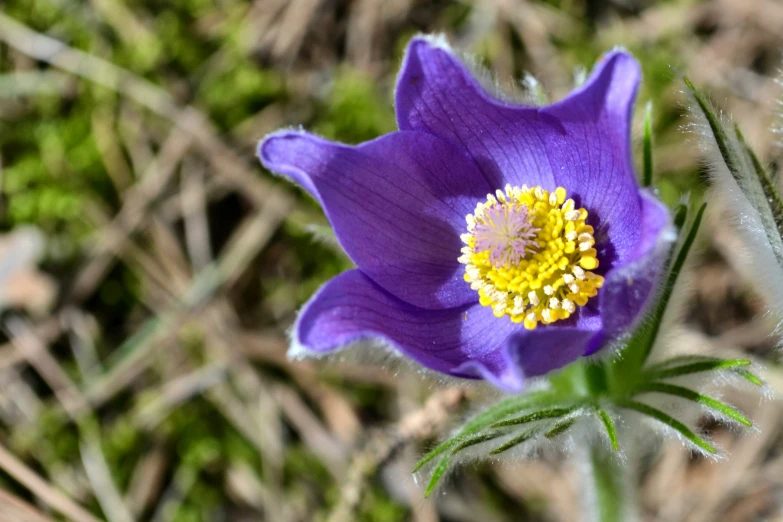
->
[199, 66, 285, 130]
[314, 69, 396, 144]
[360, 486, 408, 522]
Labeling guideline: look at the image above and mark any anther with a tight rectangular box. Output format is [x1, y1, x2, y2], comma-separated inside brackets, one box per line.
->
[528, 291, 540, 306]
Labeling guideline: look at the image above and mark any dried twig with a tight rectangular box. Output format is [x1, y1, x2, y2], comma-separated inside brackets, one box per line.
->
[0, 441, 103, 522]
[0, 487, 57, 522]
[326, 388, 466, 522]
[80, 432, 135, 522]
[5, 317, 91, 420]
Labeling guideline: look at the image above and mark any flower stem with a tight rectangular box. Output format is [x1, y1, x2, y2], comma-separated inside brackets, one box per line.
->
[589, 444, 628, 522]
[584, 361, 608, 396]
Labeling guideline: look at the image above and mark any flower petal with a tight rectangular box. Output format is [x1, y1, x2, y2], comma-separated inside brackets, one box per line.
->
[396, 37, 643, 269]
[259, 130, 492, 309]
[543, 52, 643, 265]
[587, 190, 674, 355]
[505, 326, 597, 379]
[294, 269, 530, 391]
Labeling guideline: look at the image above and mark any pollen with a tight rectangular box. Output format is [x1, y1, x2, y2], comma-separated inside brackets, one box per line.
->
[459, 184, 603, 330]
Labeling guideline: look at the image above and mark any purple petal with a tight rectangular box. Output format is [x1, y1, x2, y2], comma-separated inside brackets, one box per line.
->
[587, 190, 674, 355]
[504, 327, 597, 378]
[295, 269, 526, 389]
[259, 130, 492, 309]
[396, 38, 643, 270]
[296, 269, 606, 391]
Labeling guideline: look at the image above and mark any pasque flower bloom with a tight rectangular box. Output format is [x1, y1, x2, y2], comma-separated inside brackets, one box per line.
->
[258, 37, 673, 391]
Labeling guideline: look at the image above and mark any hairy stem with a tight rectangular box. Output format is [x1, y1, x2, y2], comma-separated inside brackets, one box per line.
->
[588, 444, 629, 522]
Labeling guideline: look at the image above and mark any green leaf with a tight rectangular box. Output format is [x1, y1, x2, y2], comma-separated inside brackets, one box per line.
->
[413, 390, 556, 472]
[491, 406, 577, 429]
[673, 203, 687, 230]
[424, 456, 450, 498]
[643, 101, 653, 187]
[489, 428, 539, 455]
[736, 370, 764, 386]
[683, 77, 743, 180]
[544, 417, 577, 439]
[616, 399, 717, 454]
[638, 202, 706, 362]
[684, 77, 783, 264]
[450, 431, 504, 454]
[735, 124, 783, 237]
[644, 357, 751, 380]
[634, 382, 751, 427]
[594, 406, 619, 452]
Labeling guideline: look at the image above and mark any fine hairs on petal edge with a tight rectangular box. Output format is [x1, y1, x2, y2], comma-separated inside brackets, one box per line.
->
[397, 33, 546, 107]
[684, 88, 783, 330]
[286, 310, 510, 394]
[287, 299, 526, 392]
[398, 35, 634, 109]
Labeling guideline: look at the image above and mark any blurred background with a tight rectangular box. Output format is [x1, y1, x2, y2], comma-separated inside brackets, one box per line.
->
[0, 0, 782, 520]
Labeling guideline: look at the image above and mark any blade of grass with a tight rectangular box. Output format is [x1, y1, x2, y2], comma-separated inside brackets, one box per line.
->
[616, 399, 716, 454]
[643, 101, 653, 187]
[673, 203, 688, 230]
[635, 382, 751, 426]
[639, 202, 706, 362]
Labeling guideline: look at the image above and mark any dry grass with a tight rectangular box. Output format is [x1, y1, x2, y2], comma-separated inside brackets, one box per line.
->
[0, 1, 781, 521]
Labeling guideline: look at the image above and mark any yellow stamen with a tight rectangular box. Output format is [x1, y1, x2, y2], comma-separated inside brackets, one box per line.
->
[459, 185, 604, 330]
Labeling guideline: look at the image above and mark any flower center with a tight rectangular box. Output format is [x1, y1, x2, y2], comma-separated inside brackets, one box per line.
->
[459, 184, 604, 330]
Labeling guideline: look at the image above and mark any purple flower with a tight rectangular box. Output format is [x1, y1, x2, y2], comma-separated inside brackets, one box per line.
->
[258, 36, 673, 391]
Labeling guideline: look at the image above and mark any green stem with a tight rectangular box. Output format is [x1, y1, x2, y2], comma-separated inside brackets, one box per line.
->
[585, 361, 608, 396]
[589, 444, 627, 522]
